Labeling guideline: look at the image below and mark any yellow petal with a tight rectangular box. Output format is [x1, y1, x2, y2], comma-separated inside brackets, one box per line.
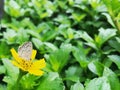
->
[11, 60, 25, 71]
[10, 48, 22, 63]
[31, 58, 46, 69]
[28, 69, 44, 76]
[31, 50, 37, 60]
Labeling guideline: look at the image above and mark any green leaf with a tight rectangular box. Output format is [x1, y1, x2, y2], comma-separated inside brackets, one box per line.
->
[115, 37, 120, 43]
[80, 32, 97, 50]
[85, 67, 120, 90]
[37, 72, 64, 90]
[103, 0, 120, 16]
[20, 74, 37, 89]
[65, 66, 83, 82]
[36, 22, 52, 33]
[49, 44, 72, 72]
[2, 59, 19, 90]
[85, 77, 111, 90]
[5, 0, 24, 17]
[41, 30, 58, 41]
[17, 29, 30, 44]
[0, 84, 7, 90]
[54, 15, 71, 25]
[32, 38, 45, 53]
[80, 32, 94, 43]
[44, 42, 58, 51]
[3, 29, 17, 44]
[103, 58, 112, 68]
[102, 13, 115, 27]
[73, 44, 89, 68]
[67, 28, 74, 39]
[72, 13, 86, 22]
[103, 67, 120, 90]
[108, 55, 120, 69]
[95, 28, 116, 48]
[27, 30, 41, 39]
[70, 81, 84, 90]
[21, 18, 36, 30]
[0, 41, 10, 58]
[57, 1, 67, 9]
[88, 61, 104, 76]
[0, 66, 6, 74]
[89, 0, 102, 9]
[108, 37, 120, 52]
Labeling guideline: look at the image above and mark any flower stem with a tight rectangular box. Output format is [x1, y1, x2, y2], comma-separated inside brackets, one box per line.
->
[14, 70, 26, 89]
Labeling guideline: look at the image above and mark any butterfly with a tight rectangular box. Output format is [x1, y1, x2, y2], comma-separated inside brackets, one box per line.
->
[18, 42, 32, 61]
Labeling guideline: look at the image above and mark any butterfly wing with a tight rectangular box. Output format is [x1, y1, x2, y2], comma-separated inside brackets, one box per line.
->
[18, 42, 32, 60]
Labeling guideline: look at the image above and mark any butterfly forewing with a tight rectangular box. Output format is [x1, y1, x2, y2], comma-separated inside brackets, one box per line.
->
[18, 42, 32, 61]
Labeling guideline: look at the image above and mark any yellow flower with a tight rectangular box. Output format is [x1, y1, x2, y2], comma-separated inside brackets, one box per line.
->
[10, 48, 46, 76]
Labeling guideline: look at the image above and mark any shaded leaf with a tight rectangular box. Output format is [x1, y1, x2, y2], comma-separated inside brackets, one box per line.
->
[0, 66, 6, 74]
[108, 55, 120, 69]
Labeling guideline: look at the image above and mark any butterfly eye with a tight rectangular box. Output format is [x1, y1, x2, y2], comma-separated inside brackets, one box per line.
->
[18, 42, 32, 60]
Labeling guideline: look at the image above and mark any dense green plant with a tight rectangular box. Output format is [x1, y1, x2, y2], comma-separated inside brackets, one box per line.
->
[0, 0, 120, 90]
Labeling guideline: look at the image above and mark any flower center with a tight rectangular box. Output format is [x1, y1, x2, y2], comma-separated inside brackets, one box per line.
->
[21, 59, 33, 70]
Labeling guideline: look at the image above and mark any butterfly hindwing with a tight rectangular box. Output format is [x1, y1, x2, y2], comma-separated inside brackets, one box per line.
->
[18, 42, 32, 60]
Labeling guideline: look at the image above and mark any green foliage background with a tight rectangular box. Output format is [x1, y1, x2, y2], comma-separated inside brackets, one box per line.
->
[0, 0, 120, 90]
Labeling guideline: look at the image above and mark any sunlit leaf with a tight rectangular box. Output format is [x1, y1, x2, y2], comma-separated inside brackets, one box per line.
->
[85, 77, 111, 90]
[95, 28, 116, 48]
[37, 72, 64, 90]
[65, 66, 83, 82]
[103, 67, 120, 90]
[20, 74, 37, 89]
[73, 44, 89, 68]
[85, 67, 120, 90]
[88, 61, 104, 76]
[3, 29, 17, 44]
[70, 81, 84, 90]
[17, 29, 30, 44]
[2, 59, 19, 90]
[49, 44, 72, 72]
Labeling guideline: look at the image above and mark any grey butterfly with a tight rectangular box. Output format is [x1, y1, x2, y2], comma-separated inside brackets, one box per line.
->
[18, 42, 32, 60]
